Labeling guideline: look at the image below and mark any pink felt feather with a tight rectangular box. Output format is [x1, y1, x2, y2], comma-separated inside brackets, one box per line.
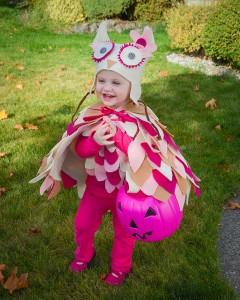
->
[141, 142, 161, 167]
[128, 140, 145, 172]
[40, 175, 53, 195]
[152, 169, 177, 194]
[95, 164, 107, 181]
[104, 147, 118, 164]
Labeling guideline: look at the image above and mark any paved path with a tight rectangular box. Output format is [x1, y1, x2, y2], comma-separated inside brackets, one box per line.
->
[217, 192, 240, 295]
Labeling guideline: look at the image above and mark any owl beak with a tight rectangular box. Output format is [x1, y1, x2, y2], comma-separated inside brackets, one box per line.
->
[107, 60, 117, 69]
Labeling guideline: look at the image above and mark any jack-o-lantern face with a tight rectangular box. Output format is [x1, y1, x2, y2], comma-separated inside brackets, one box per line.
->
[116, 187, 183, 242]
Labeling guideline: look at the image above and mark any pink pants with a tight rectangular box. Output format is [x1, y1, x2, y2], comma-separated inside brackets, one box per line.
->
[74, 188, 135, 272]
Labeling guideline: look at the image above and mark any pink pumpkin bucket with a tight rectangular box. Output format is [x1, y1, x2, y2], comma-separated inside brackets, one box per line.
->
[116, 187, 183, 242]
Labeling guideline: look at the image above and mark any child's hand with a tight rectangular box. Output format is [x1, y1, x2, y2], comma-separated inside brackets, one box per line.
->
[93, 123, 115, 146]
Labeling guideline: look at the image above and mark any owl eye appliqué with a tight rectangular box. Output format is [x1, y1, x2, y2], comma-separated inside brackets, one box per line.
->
[92, 41, 115, 63]
[118, 44, 145, 68]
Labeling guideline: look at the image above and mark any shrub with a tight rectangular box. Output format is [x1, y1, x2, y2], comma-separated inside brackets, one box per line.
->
[18, 0, 85, 29]
[164, 3, 213, 53]
[203, 0, 240, 69]
[132, 0, 176, 22]
[45, 0, 85, 27]
[81, 0, 135, 20]
[16, 0, 38, 8]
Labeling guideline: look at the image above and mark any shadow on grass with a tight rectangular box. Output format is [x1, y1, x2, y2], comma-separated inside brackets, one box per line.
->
[1, 70, 240, 299]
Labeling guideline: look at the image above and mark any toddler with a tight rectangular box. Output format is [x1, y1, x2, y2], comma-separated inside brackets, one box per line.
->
[30, 22, 200, 286]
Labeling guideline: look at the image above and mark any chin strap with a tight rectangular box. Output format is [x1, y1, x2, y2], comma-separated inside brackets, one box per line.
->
[138, 100, 161, 140]
[71, 91, 94, 124]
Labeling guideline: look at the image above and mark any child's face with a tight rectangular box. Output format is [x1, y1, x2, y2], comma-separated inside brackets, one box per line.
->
[96, 70, 131, 110]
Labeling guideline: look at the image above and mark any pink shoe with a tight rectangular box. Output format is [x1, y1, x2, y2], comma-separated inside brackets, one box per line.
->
[69, 252, 96, 272]
[101, 269, 131, 286]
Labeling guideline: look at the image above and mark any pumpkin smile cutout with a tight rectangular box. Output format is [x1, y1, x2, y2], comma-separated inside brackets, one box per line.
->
[116, 187, 183, 242]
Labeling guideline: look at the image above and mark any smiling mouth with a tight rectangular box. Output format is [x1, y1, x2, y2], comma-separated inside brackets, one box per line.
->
[103, 93, 115, 99]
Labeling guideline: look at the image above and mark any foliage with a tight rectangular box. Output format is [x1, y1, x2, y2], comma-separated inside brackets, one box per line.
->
[132, 0, 176, 22]
[164, 3, 213, 53]
[18, 0, 85, 29]
[16, 0, 38, 8]
[45, 0, 85, 27]
[81, 0, 135, 20]
[203, 0, 240, 69]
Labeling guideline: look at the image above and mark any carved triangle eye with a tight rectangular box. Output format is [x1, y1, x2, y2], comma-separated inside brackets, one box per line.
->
[118, 202, 122, 212]
[130, 219, 138, 228]
[145, 207, 156, 218]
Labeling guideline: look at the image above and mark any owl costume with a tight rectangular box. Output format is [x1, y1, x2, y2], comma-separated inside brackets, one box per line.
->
[30, 22, 200, 276]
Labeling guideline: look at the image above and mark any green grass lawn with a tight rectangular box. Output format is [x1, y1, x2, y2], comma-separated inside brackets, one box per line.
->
[1, 4, 240, 300]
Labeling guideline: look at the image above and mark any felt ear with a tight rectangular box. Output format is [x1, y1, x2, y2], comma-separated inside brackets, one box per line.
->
[130, 26, 157, 55]
[93, 21, 110, 44]
[142, 26, 156, 46]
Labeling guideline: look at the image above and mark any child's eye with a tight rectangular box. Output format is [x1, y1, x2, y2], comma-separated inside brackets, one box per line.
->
[98, 79, 105, 83]
[113, 81, 120, 85]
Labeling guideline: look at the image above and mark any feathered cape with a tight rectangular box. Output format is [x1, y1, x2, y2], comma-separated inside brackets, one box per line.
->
[30, 101, 200, 210]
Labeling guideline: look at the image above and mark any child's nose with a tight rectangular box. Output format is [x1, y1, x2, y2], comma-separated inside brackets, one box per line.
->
[103, 83, 112, 91]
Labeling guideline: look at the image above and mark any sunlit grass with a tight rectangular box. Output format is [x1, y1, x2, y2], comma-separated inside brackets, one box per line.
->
[1, 4, 240, 300]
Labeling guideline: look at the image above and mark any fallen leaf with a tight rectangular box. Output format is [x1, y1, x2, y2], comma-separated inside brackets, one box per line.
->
[158, 70, 169, 76]
[219, 163, 229, 170]
[37, 114, 45, 119]
[16, 64, 25, 70]
[9, 171, 14, 177]
[19, 48, 25, 53]
[0, 265, 6, 286]
[205, 98, 217, 110]
[34, 80, 42, 86]
[16, 81, 23, 89]
[25, 123, 38, 130]
[0, 110, 8, 120]
[29, 227, 42, 235]
[0, 152, 6, 157]
[60, 65, 66, 70]
[227, 201, 240, 210]
[0, 271, 4, 286]
[194, 85, 200, 91]
[225, 136, 234, 142]
[195, 136, 201, 141]
[40, 75, 47, 80]
[0, 187, 7, 196]
[13, 28, 17, 31]
[14, 124, 24, 130]
[6, 75, 14, 80]
[215, 125, 221, 130]
[0, 61, 4, 66]
[3, 267, 28, 294]
[0, 265, 7, 271]
[60, 48, 65, 52]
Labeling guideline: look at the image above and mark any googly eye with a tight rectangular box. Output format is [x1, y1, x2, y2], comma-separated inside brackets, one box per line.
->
[92, 41, 115, 63]
[118, 44, 145, 68]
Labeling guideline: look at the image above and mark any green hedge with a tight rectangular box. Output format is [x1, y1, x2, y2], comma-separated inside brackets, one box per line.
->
[164, 3, 212, 53]
[81, 0, 135, 20]
[203, 0, 240, 69]
[45, 0, 85, 27]
[18, 0, 85, 29]
[133, 0, 176, 22]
